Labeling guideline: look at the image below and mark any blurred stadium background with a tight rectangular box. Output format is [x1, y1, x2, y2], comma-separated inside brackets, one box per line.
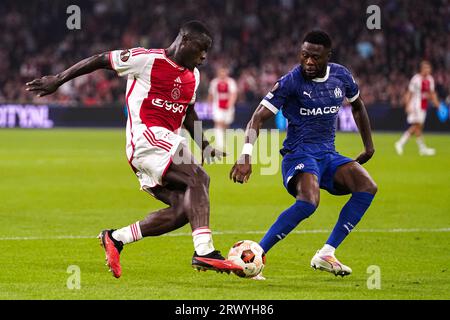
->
[0, 0, 449, 130]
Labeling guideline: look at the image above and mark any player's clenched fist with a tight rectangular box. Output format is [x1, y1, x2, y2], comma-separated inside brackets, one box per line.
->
[26, 75, 61, 97]
[230, 154, 252, 184]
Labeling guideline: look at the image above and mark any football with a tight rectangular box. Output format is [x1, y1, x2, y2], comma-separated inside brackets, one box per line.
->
[228, 240, 266, 278]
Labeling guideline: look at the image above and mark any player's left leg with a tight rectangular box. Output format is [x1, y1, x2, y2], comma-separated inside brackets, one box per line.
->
[311, 161, 377, 276]
[327, 161, 377, 246]
[98, 187, 189, 278]
[112, 186, 189, 241]
[415, 123, 435, 156]
[395, 124, 415, 155]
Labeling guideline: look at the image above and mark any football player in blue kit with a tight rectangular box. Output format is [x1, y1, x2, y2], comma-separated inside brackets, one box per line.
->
[230, 31, 377, 278]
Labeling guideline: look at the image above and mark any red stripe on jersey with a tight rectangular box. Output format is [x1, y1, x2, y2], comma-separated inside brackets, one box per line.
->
[126, 79, 137, 131]
[217, 80, 230, 109]
[132, 48, 149, 56]
[126, 79, 138, 172]
[143, 132, 171, 152]
[132, 48, 147, 53]
[144, 131, 172, 151]
[421, 78, 431, 110]
[146, 129, 173, 149]
[132, 52, 151, 57]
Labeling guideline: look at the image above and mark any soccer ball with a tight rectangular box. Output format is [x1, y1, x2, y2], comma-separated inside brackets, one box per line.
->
[227, 240, 266, 278]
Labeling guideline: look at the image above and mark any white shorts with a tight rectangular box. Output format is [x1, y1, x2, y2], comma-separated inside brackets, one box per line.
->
[213, 106, 235, 125]
[129, 126, 186, 189]
[407, 107, 427, 125]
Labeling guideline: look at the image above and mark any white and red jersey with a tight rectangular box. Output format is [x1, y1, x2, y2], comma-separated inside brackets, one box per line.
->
[109, 48, 199, 163]
[208, 77, 237, 110]
[408, 73, 435, 111]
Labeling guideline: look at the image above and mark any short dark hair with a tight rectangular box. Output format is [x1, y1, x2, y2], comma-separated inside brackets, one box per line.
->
[303, 30, 332, 49]
[180, 20, 213, 40]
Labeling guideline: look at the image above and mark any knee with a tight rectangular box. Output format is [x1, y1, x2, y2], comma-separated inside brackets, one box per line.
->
[360, 179, 378, 195]
[186, 166, 210, 188]
[368, 181, 378, 195]
[296, 190, 320, 208]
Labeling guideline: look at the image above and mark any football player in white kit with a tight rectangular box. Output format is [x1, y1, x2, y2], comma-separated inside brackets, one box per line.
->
[26, 21, 242, 278]
[208, 67, 238, 150]
[395, 61, 440, 156]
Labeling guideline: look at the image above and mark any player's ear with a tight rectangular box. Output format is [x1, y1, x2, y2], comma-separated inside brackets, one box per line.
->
[327, 49, 332, 60]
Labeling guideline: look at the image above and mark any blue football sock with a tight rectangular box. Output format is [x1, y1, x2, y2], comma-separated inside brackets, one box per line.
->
[260, 200, 316, 253]
[326, 192, 375, 249]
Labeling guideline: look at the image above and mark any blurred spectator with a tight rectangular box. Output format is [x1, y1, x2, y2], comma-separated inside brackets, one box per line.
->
[0, 0, 448, 108]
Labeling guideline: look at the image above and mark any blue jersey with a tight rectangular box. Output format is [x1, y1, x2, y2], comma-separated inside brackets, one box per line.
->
[261, 63, 359, 154]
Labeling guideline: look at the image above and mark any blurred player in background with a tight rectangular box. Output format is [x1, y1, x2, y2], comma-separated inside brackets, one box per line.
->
[26, 21, 241, 278]
[395, 61, 440, 156]
[231, 31, 377, 279]
[208, 66, 238, 150]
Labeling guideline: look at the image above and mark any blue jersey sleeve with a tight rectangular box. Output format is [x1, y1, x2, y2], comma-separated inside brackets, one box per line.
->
[341, 66, 360, 103]
[260, 74, 292, 114]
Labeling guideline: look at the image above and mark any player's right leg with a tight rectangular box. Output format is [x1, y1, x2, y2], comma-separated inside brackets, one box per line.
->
[415, 123, 435, 156]
[163, 146, 242, 273]
[259, 172, 319, 253]
[310, 160, 377, 277]
[256, 171, 319, 280]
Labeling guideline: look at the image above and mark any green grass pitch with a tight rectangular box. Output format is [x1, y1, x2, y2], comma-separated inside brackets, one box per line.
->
[0, 128, 449, 300]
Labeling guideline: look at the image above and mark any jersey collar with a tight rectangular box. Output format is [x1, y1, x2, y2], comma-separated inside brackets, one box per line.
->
[163, 49, 186, 71]
[312, 65, 330, 82]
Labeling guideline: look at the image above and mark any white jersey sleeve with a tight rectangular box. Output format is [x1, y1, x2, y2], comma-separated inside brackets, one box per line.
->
[408, 74, 420, 93]
[109, 48, 151, 77]
[189, 68, 201, 105]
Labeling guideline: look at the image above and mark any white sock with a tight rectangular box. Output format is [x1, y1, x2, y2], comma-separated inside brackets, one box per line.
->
[416, 136, 427, 150]
[112, 221, 142, 245]
[318, 244, 336, 256]
[398, 131, 410, 146]
[215, 128, 225, 150]
[192, 227, 215, 256]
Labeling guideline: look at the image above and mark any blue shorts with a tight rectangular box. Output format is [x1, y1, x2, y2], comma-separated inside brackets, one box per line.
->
[281, 150, 354, 197]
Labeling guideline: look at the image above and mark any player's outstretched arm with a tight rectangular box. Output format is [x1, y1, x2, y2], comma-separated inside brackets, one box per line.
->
[350, 96, 375, 165]
[26, 52, 112, 97]
[183, 105, 225, 165]
[230, 105, 274, 183]
[404, 91, 412, 112]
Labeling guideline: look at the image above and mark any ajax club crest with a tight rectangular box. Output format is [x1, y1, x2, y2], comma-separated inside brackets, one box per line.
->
[171, 88, 181, 100]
